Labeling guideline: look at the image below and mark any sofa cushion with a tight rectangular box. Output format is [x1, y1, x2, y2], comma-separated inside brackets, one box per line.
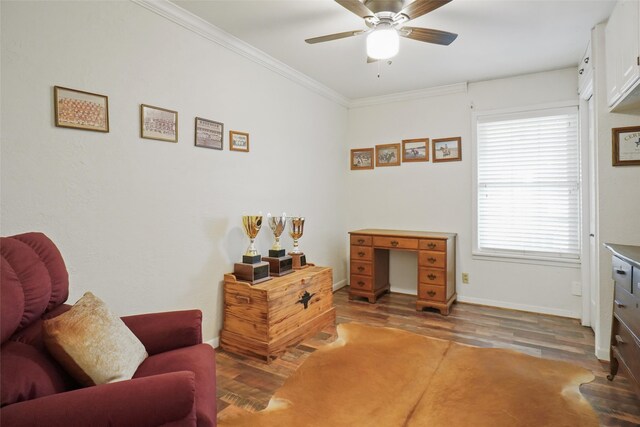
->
[42, 292, 148, 387]
[134, 343, 217, 427]
[1, 341, 74, 407]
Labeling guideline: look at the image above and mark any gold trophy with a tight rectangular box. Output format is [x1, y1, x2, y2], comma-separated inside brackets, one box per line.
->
[233, 215, 271, 285]
[288, 216, 308, 269]
[263, 213, 293, 276]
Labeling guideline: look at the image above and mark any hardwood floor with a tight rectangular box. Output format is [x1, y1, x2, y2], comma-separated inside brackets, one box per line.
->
[216, 289, 640, 426]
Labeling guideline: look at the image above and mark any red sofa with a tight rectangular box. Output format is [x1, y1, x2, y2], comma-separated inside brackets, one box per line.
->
[0, 232, 217, 426]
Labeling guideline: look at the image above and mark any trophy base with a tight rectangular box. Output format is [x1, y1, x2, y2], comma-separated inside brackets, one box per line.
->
[242, 254, 262, 264]
[268, 249, 286, 258]
[234, 261, 271, 285]
[263, 255, 293, 277]
[289, 252, 308, 270]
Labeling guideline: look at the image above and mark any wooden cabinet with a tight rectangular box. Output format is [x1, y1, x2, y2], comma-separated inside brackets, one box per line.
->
[605, 243, 640, 398]
[605, 0, 640, 109]
[348, 229, 456, 315]
[220, 265, 335, 362]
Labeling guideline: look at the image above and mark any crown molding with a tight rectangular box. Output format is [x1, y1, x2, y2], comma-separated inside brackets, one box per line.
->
[131, 0, 350, 107]
[348, 82, 468, 108]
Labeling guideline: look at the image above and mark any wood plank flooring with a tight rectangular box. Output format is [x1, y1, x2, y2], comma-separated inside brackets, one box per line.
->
[216, 289, 640, 426]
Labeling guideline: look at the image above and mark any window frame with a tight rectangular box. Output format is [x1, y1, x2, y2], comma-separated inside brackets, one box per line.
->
[471, 101, 582, 268]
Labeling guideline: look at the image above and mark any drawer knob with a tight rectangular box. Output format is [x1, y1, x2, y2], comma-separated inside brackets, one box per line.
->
[357, 266, 364, 272]
[357, 281, 365, 287]
[357, 238, 365, 244]
[615, 269, 626, 275]
[615, 300, 626, 308]
[297, 291, 315, 309]
[427, 290, 436, 297]
[358, 251, 365, 257]
[615, 334, 625, 345]
[391, 240, 399, 247]
[427, 274, 437, 280]
[427, 257, 437, 263]
[427, 242, 436, 249]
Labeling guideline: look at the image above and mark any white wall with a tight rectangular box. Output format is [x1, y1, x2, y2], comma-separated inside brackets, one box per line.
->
[0, 1, 348, 342]
[346, 68, 584, 318]
[591, 23, 640, 359]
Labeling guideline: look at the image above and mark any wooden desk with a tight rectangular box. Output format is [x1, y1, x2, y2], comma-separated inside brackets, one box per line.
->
[348, 229, 457, 315]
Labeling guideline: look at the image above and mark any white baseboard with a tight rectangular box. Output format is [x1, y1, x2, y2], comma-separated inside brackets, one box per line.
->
[333, 279, 347, 292]
[456, 295, 581, 319]
[206, 337, 219, 349]
[389, 287, 417, 296]
[595, 345, 610, 361]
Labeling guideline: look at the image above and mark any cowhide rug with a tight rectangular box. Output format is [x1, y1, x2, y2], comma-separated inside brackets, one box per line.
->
[218, 323, 599, 427]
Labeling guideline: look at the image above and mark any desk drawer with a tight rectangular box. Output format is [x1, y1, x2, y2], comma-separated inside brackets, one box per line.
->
[615, 284, 640, 334]
[419, 239, 446, 252]
[419, 268, 446, 286]
[419, 251, 445, 269]
[612, 319, 640, 383]
[350, 246, 372, 261]
[350, 274, 373, 291]
[612, 256, 632, 292]
[373, 236, 418, 250]
[351, 261, 372, 276]
[350, 235, 372, 246]
[418, 284, 446, 302]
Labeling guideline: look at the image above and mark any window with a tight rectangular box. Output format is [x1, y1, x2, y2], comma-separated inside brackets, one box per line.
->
[474, 106, 580, 262]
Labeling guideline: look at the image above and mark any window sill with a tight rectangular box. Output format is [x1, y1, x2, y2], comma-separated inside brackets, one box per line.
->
[472, 251, 581, 269]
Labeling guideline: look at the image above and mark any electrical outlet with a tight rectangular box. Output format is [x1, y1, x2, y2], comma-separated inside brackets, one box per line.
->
[462, 273, 469, 284]
[571, 281, 582, 296]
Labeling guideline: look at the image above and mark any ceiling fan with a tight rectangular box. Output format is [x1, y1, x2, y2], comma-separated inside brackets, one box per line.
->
[305, 0, 457, 61]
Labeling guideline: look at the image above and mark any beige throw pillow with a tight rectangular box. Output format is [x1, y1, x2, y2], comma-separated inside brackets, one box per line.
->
[43, 292, 148, 386]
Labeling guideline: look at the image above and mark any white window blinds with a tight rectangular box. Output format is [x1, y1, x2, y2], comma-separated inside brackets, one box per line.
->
[476, 107, 580, 260]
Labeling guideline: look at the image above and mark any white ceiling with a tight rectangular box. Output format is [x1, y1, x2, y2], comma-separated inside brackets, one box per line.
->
[173, 0, 615, 100]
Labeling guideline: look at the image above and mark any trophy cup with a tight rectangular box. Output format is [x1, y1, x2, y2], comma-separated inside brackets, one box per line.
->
[263, 213, 293, 276]
[233, 215, 271, 285]
[288, 216, 308, 270]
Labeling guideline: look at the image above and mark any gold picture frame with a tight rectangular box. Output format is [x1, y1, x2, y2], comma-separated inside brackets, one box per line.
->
[54, 86, 109, 132]
[140, 104, 178, 142]
[229, 130, 250, 152]
[375, 143, 401, 167]
[351, 148, 374, 170]
[612, 126, 640, 166]
[432, 137, 462, 162]
[402, 138, 429, 162]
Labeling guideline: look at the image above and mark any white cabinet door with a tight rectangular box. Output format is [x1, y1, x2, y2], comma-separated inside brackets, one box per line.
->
[619, 0, 640, 94]
[605, 4, 621, 106]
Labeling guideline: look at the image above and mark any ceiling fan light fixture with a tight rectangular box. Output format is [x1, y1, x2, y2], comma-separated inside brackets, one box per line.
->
[366, 27, 399, 60]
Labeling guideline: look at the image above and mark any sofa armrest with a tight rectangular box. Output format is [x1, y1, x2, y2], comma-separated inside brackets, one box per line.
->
[122, 310, 203, 355]
[0, 371, 196, 427]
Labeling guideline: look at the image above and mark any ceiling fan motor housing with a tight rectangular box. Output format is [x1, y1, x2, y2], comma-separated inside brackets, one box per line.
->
[364, 0, 405, 14]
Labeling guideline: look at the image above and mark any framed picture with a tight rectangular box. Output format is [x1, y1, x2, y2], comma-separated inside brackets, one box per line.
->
[54, 86, 109, 132]
[229, 130, 250, 152]
[140, 104, 178, 142]
[402, 138, 429, 162]
[375, 143, 401, 167]
[612, 126, 640, 166]
[195, 117, 223, 150]
[432, 137, 462, 162]
[351, 148, 374, 170]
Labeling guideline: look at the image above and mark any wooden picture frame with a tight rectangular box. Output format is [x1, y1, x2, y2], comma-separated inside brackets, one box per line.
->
[229, 130, 249, 152]
[140, 104, 178, 142]
[402, 138, 429, 162]
[432, 137, 462, 162]
[612, 126, 640, 166]
[375, 143, 401, 167]
[195, 117, 223, 150]
[351, 148, 374, 170]
[54, 86, 109, 132]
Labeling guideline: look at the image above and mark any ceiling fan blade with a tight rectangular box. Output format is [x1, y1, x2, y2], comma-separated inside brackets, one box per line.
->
[396, 0, 452, 22]
[367, 56, 378, 63]
[335, 0, 375, 19]
[401, 27, 457, 45]
[305, 30, 365, 44]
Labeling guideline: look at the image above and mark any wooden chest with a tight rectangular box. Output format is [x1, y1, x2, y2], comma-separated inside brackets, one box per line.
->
[220, 265, 335, 362]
